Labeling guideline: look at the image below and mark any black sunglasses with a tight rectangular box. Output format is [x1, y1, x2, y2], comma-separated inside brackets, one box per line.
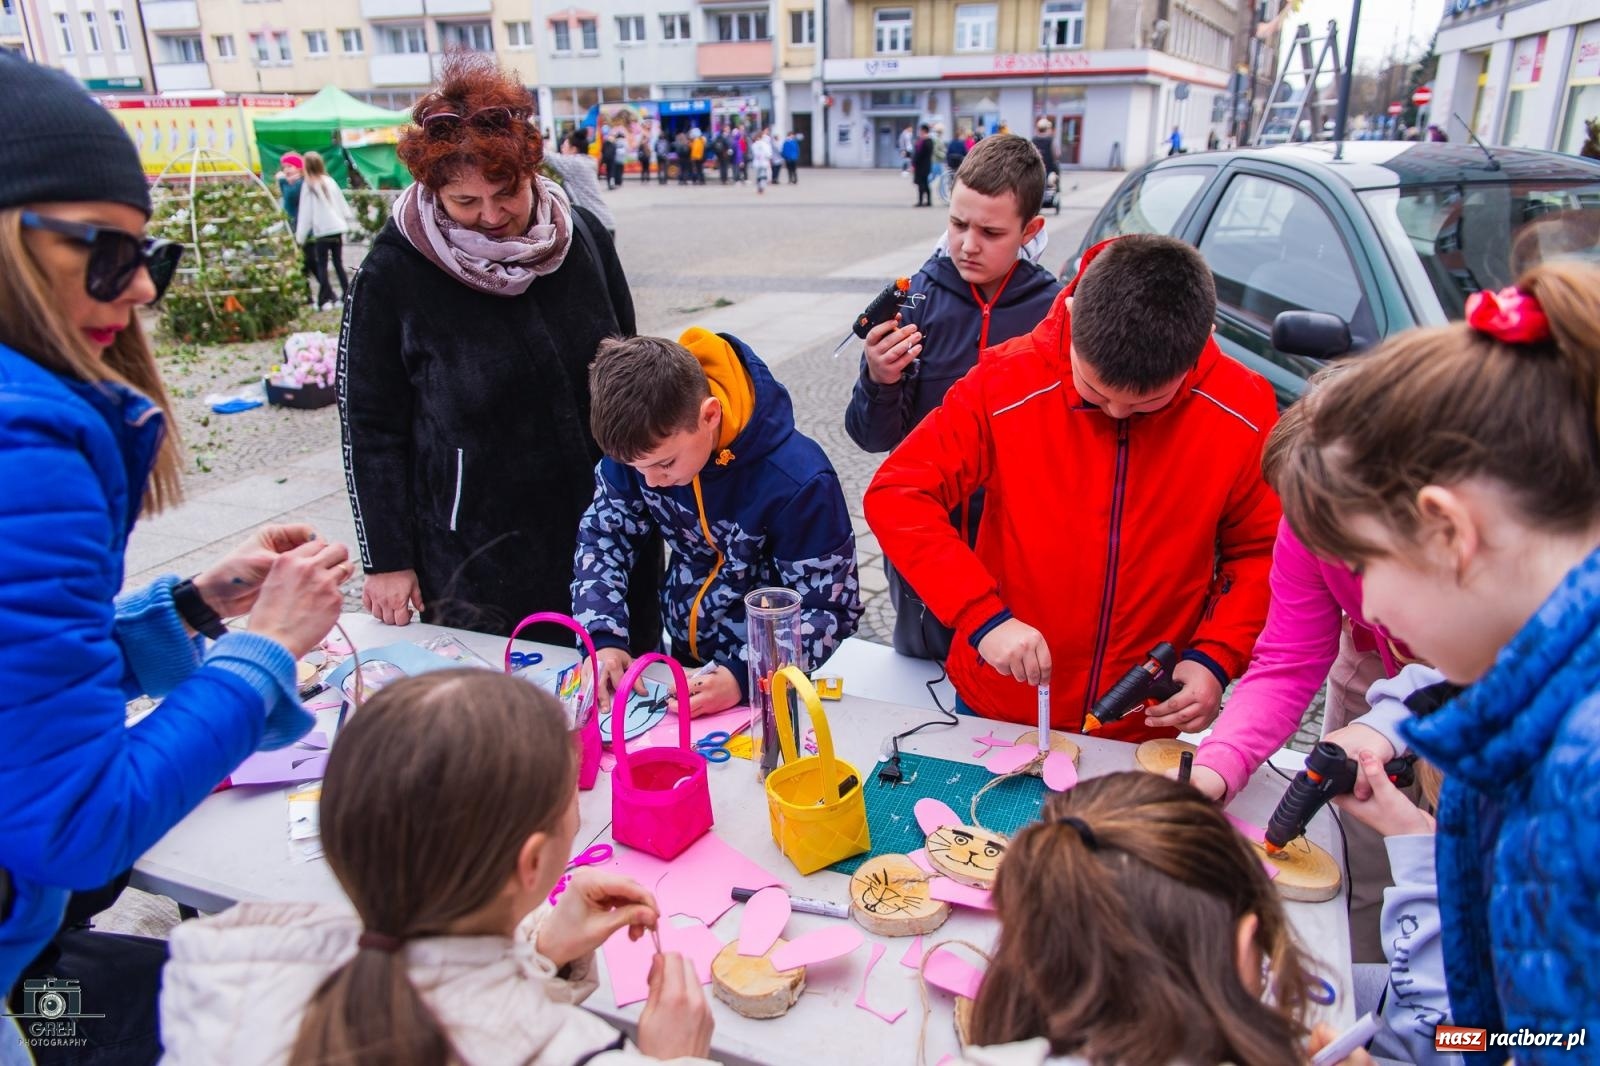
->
[19, 211, 184, 303]
[420, 105, 525, 139]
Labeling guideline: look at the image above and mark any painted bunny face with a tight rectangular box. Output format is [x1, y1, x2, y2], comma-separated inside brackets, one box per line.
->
[925, 825, 1006, 875]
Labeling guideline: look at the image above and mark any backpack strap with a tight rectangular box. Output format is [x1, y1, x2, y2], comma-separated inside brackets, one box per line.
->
[569, 207, 621, 330]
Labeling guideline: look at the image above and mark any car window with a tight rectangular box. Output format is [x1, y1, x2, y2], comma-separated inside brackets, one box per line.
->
[1198, 173, 1376, 344]
[1087, 166, 1211, 243]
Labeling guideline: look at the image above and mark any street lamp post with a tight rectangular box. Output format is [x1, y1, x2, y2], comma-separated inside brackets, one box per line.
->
[1041, 36, 1052, 122]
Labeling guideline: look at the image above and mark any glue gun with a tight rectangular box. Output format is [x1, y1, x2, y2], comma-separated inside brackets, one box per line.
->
[1082, 643, 1180, 733]
[1264, 741, 1418, 853]
[830, 277, 918, 357]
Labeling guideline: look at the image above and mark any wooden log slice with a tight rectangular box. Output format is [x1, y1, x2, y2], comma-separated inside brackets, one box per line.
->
[953, 996, 975, 1047]
[1010, 730, 1080, 776]
[925, 824, 1007, 889]
[849, 854, 950, 937]
[1252, 839, 1342, 903]
[711, 938, 806, 1019]
[1134, 738, 1198, 776]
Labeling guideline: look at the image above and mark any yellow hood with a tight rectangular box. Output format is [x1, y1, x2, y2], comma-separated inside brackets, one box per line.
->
[679, 327, 754, 456]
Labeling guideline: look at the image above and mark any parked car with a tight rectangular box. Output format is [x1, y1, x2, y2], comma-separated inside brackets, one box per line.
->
[1065, 142, 1600, 405]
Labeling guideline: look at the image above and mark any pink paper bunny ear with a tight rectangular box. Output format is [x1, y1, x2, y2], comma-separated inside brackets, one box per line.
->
[1042, 750, 1079, 791]
[986, 743, 1040, 776]
[767, 925, 864, 972]
[914, 798, 962, 835]
[737, 887, 791, 957]
[923, 946, 984, 999]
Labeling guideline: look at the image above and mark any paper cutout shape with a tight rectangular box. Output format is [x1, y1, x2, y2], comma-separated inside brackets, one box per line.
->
[1261, 859, 1280, 881]
[640, 705, 750, 750]
[767, 925, 863, 972]
[971, 732, 1008, 758]
[323, 643, 459, 692]
[923, 947, 985, 1000]
[1226, 813, 1267, 845]
[602, 917, 723, 1007]
[927, 877, 995, 911]
[738, 887, 792, 957]
[229, 732, 330, 786]
[982, 729, 1080, 792]
[854, 944, 907, 1025]
[907, 850, 934, 873]
[606, 833, 784, 926]
[598, 676, 670, 742]
[1043, 753, 1079, 791]
[914, 798, 962, 835]
[899, 935, 926, 969]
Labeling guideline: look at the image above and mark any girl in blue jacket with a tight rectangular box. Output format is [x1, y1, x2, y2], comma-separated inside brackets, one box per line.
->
[1275, 258, 1600, 1057]
[0, 56, 350, 1028]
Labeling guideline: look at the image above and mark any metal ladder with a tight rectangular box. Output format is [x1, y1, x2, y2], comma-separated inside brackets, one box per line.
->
[1253, 20, 1343, 145]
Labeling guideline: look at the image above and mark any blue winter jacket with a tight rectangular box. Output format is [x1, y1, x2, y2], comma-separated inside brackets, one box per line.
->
[572, 335, 861, 698]
[1401, 547, 1600, 1059]
[0, 343, 309, 996]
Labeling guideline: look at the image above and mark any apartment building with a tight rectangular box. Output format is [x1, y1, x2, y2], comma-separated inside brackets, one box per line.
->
[8, 0, 153, 90]
[821, 0, 1242, 169]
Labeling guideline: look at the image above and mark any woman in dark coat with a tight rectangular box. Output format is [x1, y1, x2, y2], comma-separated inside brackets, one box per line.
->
[340, 54, 659, 644]
[912, 123, 935, 206]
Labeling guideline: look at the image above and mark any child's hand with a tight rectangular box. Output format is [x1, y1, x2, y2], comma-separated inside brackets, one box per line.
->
[688, 665, 740, 718]
[638, 952, 715, 1060]
[1145, 660, 1223, 733]
[976, 618, 1052, 685]
[1306, 1022, 1377, 1065]
[863, 314, 923, 386]
[1320, 723, 1396, 765]
[537, 868, 659, 969]
[592, 647, 647, 707]
[1333, 750, 1435, 838]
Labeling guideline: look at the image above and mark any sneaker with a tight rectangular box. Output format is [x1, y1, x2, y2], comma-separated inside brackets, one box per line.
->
[319, 301, 337, 312]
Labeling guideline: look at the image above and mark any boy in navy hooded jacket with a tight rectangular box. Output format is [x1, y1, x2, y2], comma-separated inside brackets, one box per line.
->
[574, 330, 862, 716]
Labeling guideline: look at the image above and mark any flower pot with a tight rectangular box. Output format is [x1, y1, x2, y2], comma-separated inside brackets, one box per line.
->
[264, 378, 337, 409]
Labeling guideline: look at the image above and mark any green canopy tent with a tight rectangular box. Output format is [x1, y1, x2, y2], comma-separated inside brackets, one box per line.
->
[253, 86, 413, 189]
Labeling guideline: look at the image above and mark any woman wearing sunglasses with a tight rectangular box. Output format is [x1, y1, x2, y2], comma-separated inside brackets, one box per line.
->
[0, 56, 348, 1061]
[341, 53, 659, 647]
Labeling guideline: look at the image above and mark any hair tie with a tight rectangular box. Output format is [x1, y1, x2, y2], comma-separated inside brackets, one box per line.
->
[1058, 816, 1098, 850]
[1465, 286, 1551, 345]
[358, 930, 405, 953]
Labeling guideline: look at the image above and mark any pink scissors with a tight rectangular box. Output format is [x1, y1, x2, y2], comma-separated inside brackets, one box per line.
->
[548, 843, 613, 904]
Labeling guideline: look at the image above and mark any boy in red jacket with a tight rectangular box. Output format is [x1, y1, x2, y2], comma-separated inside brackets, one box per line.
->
[864, 235, 1279, 742]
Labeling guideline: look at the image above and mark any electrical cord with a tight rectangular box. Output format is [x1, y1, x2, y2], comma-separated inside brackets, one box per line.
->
[877, 663, 960, 787]
[1267, 760, 1354, 922]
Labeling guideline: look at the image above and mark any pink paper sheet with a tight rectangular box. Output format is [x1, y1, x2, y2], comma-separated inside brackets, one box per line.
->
[601, 918, 724, 1007]
[854, 943, 907, 1024]
[907, 850, 934, 873]
[228, 732, 329, 786]
[1225, 813, 1268, 844]
[738, 887, 791, 957]
[928, 877, 995, 911]
[1042, 751, 1079, 791]
[898, 935, 925, 969]
[767, 925, 862, 972]
[923, 948, 984, 1000]
[606, 833, 784, 926]
[1261, 859, 1280, 881]
[638, 706, 751, 750]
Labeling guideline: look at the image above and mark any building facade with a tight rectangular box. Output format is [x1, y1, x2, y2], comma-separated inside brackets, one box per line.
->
[1431, 0, 1598, 155]
[9, 0, 154, 91]
[819, 0, 1242, 170]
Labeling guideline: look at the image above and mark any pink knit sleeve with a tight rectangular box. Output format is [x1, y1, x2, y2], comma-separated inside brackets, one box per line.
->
[1194, 520, 1344, 801]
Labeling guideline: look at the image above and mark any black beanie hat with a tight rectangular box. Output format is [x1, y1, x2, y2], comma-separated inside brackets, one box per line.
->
[0, 53, 152, 217]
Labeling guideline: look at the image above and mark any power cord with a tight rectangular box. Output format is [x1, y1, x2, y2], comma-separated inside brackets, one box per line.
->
[877, 663, 960, 787]
[1267, 760, 1355, 922]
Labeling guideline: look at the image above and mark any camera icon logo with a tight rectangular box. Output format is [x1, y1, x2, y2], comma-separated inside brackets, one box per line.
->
[19, 978, 85, 1019]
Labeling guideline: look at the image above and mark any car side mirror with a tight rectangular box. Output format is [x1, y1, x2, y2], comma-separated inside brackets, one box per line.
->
[1271, 311, 1352, 361]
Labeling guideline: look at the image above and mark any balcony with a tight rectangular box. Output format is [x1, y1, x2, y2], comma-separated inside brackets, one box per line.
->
[140, 0, 199, 31]
[152, 61, 211, 91]
[369, 52, 436, 85]
[427, 0, 491, 14]
[697, 40, 772, 79]
[360, 0, 425, 20]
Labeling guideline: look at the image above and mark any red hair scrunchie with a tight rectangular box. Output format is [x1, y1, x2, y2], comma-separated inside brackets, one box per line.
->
[1465, 286, 1551, 345]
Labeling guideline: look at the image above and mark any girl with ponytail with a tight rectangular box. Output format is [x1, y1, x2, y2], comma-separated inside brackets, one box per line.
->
[1273, 259, 1600, 1041]
[962, 773, 1367, 1066]
[159, 670, 716, 1066]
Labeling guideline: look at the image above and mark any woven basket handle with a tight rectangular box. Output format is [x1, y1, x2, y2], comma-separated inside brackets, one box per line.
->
[505, 613, 599, 729]
[772, 666, 843, 796]
[610, 652, 690, 788]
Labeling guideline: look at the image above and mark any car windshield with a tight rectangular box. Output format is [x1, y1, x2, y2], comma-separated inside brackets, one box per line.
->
[1362, 179, 1600, 320]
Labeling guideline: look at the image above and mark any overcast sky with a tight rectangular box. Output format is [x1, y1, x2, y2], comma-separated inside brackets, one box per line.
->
[1279, 0, 1442, 70]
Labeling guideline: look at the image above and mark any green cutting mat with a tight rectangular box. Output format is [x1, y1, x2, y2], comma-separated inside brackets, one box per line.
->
[828, 752, 1049, 875]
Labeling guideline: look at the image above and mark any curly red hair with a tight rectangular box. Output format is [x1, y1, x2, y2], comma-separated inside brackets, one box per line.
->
[398, 53, 544, 192]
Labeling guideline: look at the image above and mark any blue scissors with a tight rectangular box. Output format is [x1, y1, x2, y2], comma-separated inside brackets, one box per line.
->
[508, 649, 544, 670]
[693, 731, 735, 763]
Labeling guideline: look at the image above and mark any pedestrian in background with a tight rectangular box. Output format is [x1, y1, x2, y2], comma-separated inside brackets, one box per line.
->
[295, 151, 354, 312]
[782, 132, 800, 184]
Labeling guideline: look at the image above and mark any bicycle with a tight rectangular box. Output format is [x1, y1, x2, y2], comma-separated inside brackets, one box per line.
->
[936, 167, 957, 205]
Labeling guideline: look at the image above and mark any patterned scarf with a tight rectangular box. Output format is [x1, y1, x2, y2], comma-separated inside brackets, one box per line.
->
[394, 176, 572, 297]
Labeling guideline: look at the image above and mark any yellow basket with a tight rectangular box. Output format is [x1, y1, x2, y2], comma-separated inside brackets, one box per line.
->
[764, 665, 871, 874]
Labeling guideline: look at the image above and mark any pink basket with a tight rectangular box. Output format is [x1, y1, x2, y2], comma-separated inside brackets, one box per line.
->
[610, 654, 713, 859]
[505, 612, 603, 791]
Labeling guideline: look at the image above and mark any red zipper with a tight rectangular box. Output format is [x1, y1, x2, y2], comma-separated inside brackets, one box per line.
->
[1082, 419, 1130, 725]
[969, 260, 1021, 352]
